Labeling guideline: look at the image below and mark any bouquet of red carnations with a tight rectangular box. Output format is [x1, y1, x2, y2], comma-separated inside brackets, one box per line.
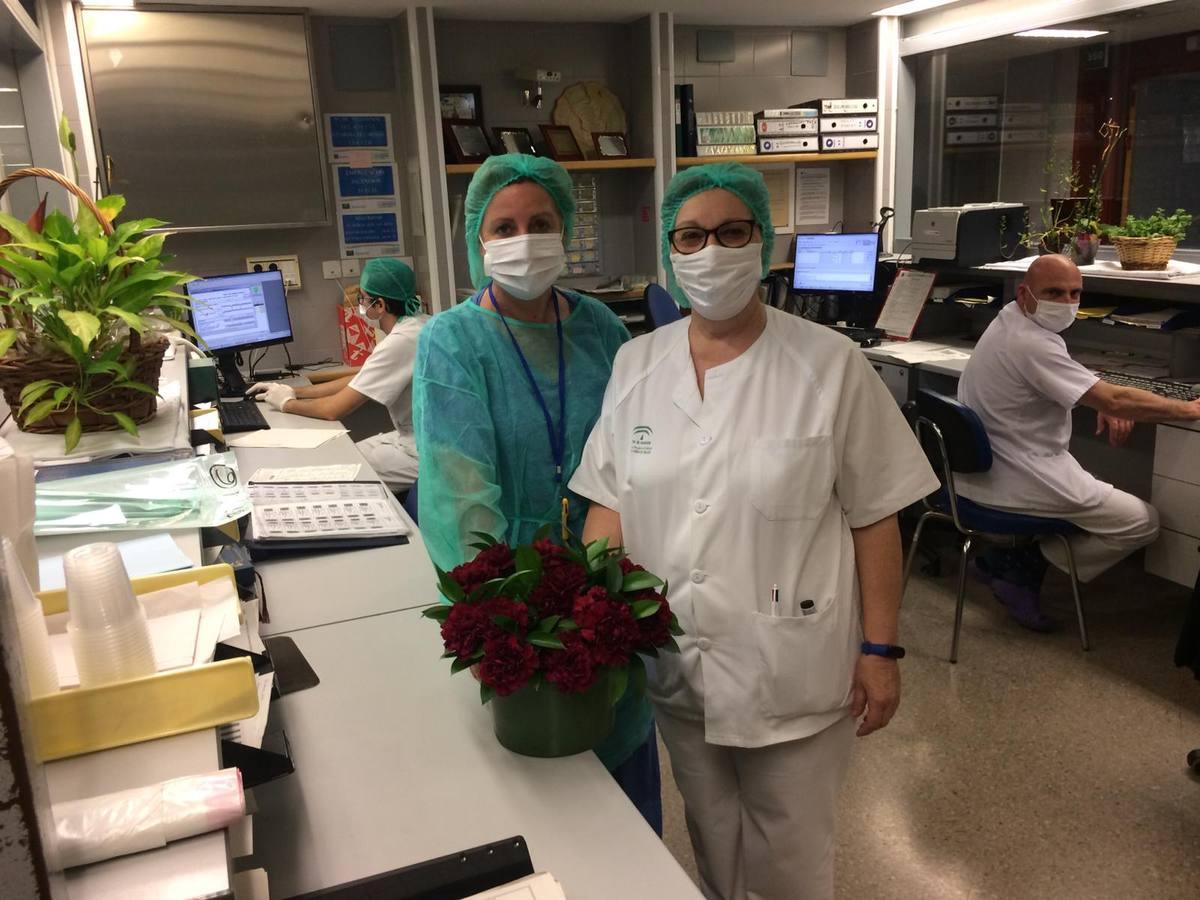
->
[422, 532, 681, 705]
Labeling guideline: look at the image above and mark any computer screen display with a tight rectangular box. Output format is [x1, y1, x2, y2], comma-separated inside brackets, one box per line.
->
[792, 233, 878, 294]
[185, 270, 293, 353]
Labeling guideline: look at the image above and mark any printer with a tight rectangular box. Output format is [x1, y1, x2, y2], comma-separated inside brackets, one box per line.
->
[911, 203, 1029, 267]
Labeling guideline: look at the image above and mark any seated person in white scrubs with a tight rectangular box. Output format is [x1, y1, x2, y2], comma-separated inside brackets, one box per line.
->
[247, 257, 429, 490]
[569, 163, 939, 900]
[956, 253, 1200, 630]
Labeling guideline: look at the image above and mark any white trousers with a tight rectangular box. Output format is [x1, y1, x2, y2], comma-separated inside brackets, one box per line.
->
[1039, 488, 1159, 583]
[656, 710, 856, 900]
[355, 431, 418, 491]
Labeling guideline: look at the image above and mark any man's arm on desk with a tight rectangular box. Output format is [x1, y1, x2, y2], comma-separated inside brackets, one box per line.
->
[294, 374, 355, 399]
[1080, 381, 1200, 425]
[283, 378, 367, 421]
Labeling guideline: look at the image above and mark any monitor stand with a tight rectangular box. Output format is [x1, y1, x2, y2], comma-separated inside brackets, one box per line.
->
[216, 351, 249, 398]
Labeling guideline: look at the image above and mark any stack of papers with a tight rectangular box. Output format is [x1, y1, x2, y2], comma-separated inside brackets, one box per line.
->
[225, 429, 347, 450]
[873, 341, 973, 365]
[463, 873, 566, 900]
[248, 464, 361, 483]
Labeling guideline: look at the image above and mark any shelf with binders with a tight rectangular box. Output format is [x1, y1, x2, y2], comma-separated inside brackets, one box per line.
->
[676, 150, 877, 167]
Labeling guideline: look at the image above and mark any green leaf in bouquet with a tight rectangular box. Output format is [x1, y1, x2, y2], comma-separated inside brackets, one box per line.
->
[621, 571, 664, 593]
[421, 603, 452, 621]
[57, 309, 101, 351]
[605, 559, 622, 594]
[468, 530, 499, 547]
[534, 614, 561, 634]
[480, 683, 496, 705]
[608, 664, 629, 706]
[528, 633, 565, 650]
[469, 577, 507, 604]
[558, 618, 579, 631]
[450, 653, 482, 674]
[669, 614, 684, 637]
[499, 570, 539, 598]
[631, 599, 662, 620]
[0, 326, 20, 358]
[585, 537, 610, 567]
[629, 654, 647, 698]
[110, 411, 138, 437]
[435, 566, 466, 604]
[19, 378, 57, 407]
[663, 635, 681, 653]
[64, 417, 82, 453]
[23, 398, 59, 426]
[514, 544, 543, 578]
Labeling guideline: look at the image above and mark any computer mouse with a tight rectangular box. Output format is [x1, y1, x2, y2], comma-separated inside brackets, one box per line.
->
[243, 392, 264, 403]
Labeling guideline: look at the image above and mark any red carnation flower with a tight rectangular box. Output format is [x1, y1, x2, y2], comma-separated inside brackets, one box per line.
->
[483, 596, 530, 631]
[529, 561, 589, 618]
[533, 539, 568, 567]
[476, 543, 515, 572]
[448, 543, 515, 596]
[618, 558, 643, 575]
[478, 634, 538, 696]
[637, 593, 673, 649]
[543, 632, 598, 693]
[440, 602, 494, 659]
[572, 587, 639, 667]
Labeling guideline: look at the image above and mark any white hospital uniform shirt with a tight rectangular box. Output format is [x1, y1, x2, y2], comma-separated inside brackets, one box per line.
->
[569, 307, 938, 748]
[955, 301, 1107, 513]
[349, 314, 429, 443]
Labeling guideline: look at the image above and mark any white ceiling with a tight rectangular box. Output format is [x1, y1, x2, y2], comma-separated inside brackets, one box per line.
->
[139, 0, 888, 28]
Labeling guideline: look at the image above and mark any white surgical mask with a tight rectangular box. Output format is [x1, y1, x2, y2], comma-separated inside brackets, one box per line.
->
[670, 243, 763, 321]
[1026, 290, 1079, 333]
[482, 233, 566, 301]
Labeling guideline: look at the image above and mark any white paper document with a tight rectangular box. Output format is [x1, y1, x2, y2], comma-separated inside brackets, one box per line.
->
[225, 429, 347, 450]
[876, 270, 937, 340]
[795, 168, 831, 226]
[248, 481, 389, 502]
[39, 534, 194, 592]
[462, 873, 566, 900]
[249, 464, 361, 483]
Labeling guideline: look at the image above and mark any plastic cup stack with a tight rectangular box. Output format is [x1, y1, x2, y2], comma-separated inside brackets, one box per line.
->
[2, 536, 58, 698]
[64, 542, 156, 687]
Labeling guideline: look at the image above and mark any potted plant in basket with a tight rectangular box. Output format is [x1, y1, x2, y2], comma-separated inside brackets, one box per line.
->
[423, 530, 682, 758]
[0, 118, 194, 451]
[1103, 208, 1193, 271]
[1025, 119, 1127, 266]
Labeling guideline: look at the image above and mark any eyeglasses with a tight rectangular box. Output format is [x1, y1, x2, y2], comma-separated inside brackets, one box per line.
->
[668, 219, 757, 255]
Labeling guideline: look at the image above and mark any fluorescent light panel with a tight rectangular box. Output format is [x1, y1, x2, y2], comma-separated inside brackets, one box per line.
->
[1014, 28, 1109, 38]
[873, 0, 959, 16]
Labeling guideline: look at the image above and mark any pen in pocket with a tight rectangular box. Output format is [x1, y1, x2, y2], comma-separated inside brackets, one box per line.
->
[800, 599, 815, 617]
[771, 584, 779, 617]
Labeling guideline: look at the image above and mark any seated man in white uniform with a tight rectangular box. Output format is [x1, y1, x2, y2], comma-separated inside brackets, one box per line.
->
[248, 258, 429, 491]
[956, 254, 1200, 630]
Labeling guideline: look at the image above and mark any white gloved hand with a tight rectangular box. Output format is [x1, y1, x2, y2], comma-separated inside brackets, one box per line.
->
[252, 382, 296, 412]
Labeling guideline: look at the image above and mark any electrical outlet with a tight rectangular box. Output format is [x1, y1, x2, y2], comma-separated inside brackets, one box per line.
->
[322, 260, 342, 280]
[246, 255, 301, 289]
[537, 69, 562, 83]
[341, 258, 361, 278]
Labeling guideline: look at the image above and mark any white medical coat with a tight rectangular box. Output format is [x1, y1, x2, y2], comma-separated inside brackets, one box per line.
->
[954, 301, 1107, 513]
[569, 307, 938, 748]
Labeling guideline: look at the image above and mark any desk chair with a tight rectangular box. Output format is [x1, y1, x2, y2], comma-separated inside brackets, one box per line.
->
[644, 283, 681, 331]
[902, 389, 1088, 662]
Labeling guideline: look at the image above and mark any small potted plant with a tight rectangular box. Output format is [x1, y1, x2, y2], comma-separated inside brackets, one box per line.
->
[423, 531, 681, 758]
[0, 118, 193, 451]
[1103, 208, 1193, 271]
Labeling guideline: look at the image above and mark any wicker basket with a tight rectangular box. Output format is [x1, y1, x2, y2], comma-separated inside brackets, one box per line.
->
[0, 167, 168, 435]
[1111, 235, 1177, 271]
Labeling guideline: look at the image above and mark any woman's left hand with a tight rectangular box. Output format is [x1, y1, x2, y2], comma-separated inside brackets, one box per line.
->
[850, 656, 900, 737]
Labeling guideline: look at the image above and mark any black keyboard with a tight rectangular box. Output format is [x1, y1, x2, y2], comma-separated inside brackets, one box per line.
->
[1098, 370, 1200, 401]
[219, 400, 271, 433]
[826, 324, 886, 347]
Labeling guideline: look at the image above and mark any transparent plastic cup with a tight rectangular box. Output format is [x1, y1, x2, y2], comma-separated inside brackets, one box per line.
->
[64, 543, 155, 686]
[2, 536, 59, 697]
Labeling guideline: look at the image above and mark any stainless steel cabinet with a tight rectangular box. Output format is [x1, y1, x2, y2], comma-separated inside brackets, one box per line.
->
[79, 8, 328, 230]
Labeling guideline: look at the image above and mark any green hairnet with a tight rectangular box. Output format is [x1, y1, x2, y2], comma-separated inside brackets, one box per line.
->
[465, 154, 576, 289]
[661, 163, 776, 307]
[361, 257, 420, 316]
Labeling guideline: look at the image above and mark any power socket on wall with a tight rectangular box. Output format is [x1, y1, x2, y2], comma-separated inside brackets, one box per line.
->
[246, 255, 301, 289]
[322, 260, 342, 280]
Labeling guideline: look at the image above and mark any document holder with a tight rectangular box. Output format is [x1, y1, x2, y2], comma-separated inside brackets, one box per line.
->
[289, 835, 534, 900]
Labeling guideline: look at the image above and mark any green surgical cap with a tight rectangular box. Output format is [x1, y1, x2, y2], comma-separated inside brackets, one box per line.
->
[361, 257, 417, 309]
[465, 154, 576, 289]
[661, 163, 776, 307]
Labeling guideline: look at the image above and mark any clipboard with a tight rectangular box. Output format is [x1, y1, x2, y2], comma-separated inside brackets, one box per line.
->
[875, 269, 937, 341]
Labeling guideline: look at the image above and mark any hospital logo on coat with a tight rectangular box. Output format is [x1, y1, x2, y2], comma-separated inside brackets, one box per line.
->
[632, 425, 654, 455]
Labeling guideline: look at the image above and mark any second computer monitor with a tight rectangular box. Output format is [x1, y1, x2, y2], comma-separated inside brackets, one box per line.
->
[185, 269, 293, 354]
[792, 232, 878, 295]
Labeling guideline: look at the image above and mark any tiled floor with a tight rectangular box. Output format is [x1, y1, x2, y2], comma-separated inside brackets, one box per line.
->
[657, 549, 1200, 899]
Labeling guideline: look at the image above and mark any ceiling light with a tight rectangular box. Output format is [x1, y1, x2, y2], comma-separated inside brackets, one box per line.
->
[873, 0, 959, 16]
[1014, 28, 1109, 38]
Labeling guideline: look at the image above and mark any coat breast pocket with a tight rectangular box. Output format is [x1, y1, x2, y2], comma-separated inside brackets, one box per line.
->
[749, 435, 835, 520]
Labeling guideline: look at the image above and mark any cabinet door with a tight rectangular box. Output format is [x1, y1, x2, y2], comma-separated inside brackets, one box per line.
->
[80, 8, 328, 230]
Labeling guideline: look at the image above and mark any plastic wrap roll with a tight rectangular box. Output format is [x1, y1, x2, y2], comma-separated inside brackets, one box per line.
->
[53, 768, 245, 869]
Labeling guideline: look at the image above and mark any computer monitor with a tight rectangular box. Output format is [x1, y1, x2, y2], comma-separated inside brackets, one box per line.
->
[185, 269, 293, 396]
[792, 232, 879, 295]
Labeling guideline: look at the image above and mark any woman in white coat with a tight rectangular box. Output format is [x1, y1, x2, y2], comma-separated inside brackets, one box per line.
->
[569, 163, 938, 900]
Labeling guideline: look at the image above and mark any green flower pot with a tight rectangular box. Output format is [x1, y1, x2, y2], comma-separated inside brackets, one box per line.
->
[490, 673, 615, 758]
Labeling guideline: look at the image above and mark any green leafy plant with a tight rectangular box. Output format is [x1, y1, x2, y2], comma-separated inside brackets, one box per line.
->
[0, 117, 194, 451]
[1104, 208, 1193, 241]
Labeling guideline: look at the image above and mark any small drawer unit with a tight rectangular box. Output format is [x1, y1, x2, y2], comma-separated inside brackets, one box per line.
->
[1146, 422, 1200, 588]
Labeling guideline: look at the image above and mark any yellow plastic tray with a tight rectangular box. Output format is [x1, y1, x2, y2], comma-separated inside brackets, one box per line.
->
[37, 562, 235, 617]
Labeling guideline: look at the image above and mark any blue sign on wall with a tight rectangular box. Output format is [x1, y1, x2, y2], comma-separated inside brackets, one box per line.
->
[341, 213, 399, 245]
[328, 115, 390, 149]
[336, 165, 396, 198]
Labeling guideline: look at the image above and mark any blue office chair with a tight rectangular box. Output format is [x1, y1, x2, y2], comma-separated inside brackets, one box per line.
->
[644, 283, 682, 331]
[902, 389, 1087, 662]
[401, 480, 419, 526]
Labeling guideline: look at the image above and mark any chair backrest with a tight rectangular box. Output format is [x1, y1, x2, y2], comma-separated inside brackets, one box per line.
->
[914, 389, 994, 475]
[402, 480, 419, 526]
[644, 283, 682, 330]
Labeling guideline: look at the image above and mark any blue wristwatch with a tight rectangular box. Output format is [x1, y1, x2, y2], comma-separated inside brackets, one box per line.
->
[861, 641, 906, 660]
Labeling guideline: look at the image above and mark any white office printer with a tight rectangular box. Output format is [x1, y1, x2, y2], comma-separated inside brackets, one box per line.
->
[911, 202, 1029, 268]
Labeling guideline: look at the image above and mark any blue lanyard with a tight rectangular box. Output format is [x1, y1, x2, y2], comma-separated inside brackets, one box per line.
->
[486, 284, 568, 486]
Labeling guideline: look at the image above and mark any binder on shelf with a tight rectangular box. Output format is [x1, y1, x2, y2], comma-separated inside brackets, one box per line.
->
[675, 84, 697, 156]
[695, 110, 754, 125]
[821, 134, 879, 151]
[757, 107, 818, 119]
[946, 95, 999, 111]
[796, 97, 878, 115]
[758, 136, 820, 154]
[756, 117, 818, 136]
[945, 113, 997, 128]
[947, 131, 999, 146]
[819, 116, 877, 133]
